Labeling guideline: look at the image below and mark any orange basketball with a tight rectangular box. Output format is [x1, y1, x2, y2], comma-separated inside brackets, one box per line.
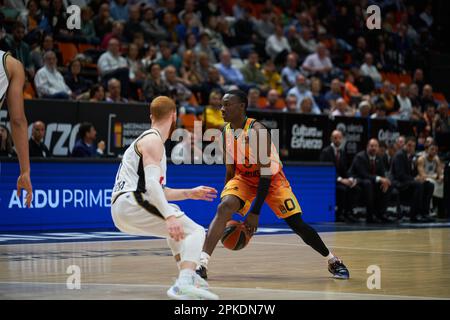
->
[221, 220, 252, 250]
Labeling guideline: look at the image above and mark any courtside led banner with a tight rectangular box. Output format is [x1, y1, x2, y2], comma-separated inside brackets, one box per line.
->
[0, 161, 335, 231]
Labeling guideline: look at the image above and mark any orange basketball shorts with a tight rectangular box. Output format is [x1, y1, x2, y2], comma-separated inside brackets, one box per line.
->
[220, 172, 302, 219]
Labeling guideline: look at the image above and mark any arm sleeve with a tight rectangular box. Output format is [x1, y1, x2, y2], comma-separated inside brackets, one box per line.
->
[249, 176, 271, 215]
[144, 164, 177, 219]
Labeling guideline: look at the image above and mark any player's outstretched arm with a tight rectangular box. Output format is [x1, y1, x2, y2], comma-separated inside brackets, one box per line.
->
[139, 135, 184, 241]
[244, 122, 273, 233]
[164, 186, 217, 201]
[6, 55, 32, 208]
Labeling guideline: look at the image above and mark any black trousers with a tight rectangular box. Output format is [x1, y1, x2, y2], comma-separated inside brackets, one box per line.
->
[397, 180, 434, 218]
[336, 183, 356, 218]
[355, 179, 390, 219]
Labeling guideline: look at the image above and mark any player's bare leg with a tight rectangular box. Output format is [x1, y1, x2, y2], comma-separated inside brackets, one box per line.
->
[197, 195, 242, 279]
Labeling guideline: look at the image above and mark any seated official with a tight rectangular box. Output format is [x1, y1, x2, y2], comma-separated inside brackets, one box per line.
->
[349, 139, 392, 223]
[320, 130, 357, 222]
[390, 136, 434, 222]
[71, 122, 103, 158]
[29, 121, 51, 157]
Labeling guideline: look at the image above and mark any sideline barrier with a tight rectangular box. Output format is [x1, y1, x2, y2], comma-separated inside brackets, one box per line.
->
[0, 159, 336, 231]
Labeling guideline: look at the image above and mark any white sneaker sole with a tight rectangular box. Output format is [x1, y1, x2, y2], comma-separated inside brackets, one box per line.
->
[167, 285, 219, 300]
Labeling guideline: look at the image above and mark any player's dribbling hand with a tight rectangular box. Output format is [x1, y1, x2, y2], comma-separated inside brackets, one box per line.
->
[244, 212, 259, 235]
[166, 216, 184, 241]
[17, 172, 32, 208]
[189, 186, 218, 201]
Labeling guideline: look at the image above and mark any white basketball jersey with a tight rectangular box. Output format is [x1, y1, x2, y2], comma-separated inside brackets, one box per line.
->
[0, 50, 10, 109]
[112, 128, 167, 203]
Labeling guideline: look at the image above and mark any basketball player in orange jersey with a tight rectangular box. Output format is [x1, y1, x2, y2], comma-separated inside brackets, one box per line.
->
[197, 90, 349, 280]
[0, 50, 32, 207]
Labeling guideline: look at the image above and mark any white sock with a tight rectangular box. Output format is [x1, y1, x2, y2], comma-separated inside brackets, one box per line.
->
[178, 268, 195, 285]
[199, 252, 210, 268]
[325, 252, 335, 262]
[176, 261, 181, 270]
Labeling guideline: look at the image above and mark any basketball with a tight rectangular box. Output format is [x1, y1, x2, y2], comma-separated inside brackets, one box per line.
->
[221, 220, 252, 250]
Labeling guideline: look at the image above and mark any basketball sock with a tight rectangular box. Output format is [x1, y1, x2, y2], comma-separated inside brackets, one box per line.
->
[284, 213, 330, 257]
[325, 253, 335, 262]
[178, 268, 195, 285]
[199, 252, 210, 268]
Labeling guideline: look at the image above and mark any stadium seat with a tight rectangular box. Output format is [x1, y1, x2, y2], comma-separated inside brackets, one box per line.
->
[179, 114, 197, 131]
[58, 42, 78, 66]
[78, 43, 97, 53]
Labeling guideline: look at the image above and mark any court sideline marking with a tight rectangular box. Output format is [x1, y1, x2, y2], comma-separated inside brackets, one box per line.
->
[0, 281, 447, 300]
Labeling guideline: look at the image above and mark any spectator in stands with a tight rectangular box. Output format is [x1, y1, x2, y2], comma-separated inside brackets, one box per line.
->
[164, 65, 193, 109]
[29, 121, 51, 158]
[423, 104, 438, 137]
[126, 43, 145, 94]
[203, 15, 227, 54]
[240, 51, 269, 93]
[89, 84, 105, 102]
[1, 21, 33, 77]
[344, 72, 362, 106]
[178, 32, 197, 57]
[370, 102, 387, 119]
[110, 0, 129, 21]
[143, 63, 170, 102]
[265, 22, 291, 66]
[420, 84, 437, 111]
[46, 0, 69, 42]
[34, 50, 72, 99]
[349, 139, 392, 223]
[299, 97, 315, 114]
[19, 0, 50, 36]
[157, 41, 182, 72]
[264, 89, 284, 110]
[302, 43, 333, 81]
[80, 6, 98, 44]
[179, 50, 203, 89]
[247, 88, 260, 110]
[297, 27, 318, 58]
[203, 90, 224, 130]
[124, 5, 142, 43]
[64, 58, 91, 98]
[394, 135, 406, 152]
[324, 78, 343, 110]
[195, 32, 216, 64]
[254, 8, 275, 42]
[175, 11, 201, 44]
[352, 36, 367, 66]
[413, 68, 425, 93]
[0, 125, 15, 157]
[281, 53, 300, 92]
[379, 81, 398, 115]
[435, 103, 450, 134]
[288, 74, 320, 114]
[360, 53, 382, 86]
[262, 59, 282, 95]
[97, 38, 129, 94]
[141, 44, 159, 71]
[332, 98, 354, 117]
[408, 83, 424, 120]
[355, 100, 372, 118]
[93, 3, 113, 41]
[391, 136, 434, 222]
[394, 82, 413, 120]
[106, 78, 128, 103]
[161, 11, 178, 43]
[141, 5, 167, 43]
[71, 122, 103, 158]
[285, 94, 299, 113]
[233, 7, 255, 57]
[416, 142, 444, 217]
[30, 34, 62, 71]
[311, 77, 329, 113]
[215, 50, 246, 89]
[101, 21, 125, 49]
[320, 130, 356, 222]
[197, 52, 212, 83]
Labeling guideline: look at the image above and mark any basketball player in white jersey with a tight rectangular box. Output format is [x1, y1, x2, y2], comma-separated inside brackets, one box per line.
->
[111, 96, 219, 300]
[0, 50, 32, 207]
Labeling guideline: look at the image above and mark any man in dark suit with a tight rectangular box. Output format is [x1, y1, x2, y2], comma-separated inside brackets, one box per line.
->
[391, 136, 434, 222]
[320, 130, 357, 222]
[71, 122, 100, 158]
[29, 121, 51, 158]
[349, 139, 392, 223]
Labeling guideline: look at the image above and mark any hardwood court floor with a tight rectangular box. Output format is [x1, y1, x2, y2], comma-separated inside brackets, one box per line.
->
[0, 228, 449, 300]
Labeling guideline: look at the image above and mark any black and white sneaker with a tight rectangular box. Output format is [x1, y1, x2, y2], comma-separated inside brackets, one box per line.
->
[328, 257, 350, 279]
